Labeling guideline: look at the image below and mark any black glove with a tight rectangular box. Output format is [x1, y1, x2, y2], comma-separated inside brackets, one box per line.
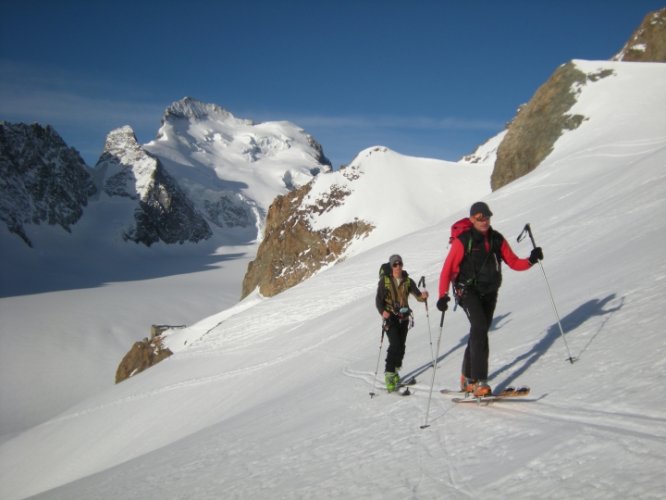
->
[436, 295, 450, 312]
[529, 247, 544, 264]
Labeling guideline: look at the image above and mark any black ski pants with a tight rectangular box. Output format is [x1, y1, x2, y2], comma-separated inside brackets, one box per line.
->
[384, 316, 410, 373]
[461, 290, 498, 381]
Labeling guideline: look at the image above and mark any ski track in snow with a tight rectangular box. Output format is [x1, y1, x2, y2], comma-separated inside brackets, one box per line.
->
[344, 362, 666, 498]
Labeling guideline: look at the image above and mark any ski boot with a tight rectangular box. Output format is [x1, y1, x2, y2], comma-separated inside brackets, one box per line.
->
[460, 374, 475, 393]
[385, 372, 399, 393]
[473, 380, 492, 397]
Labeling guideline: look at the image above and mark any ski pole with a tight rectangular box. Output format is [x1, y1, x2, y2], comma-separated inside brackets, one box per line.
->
[518, 223, 576, 364]
[418, 276, 435, 362]
[369, 327, 386, 398]
[421, 310, 446, 429]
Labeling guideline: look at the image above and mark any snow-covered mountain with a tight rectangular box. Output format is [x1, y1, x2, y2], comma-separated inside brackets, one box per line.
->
[243, 146, 491, 297]
[1, 98, 332, 248]
[93, 125, 212, 245]
[1, 59, 665, 499]
[0, 100, 333, 432]
[143, 97, 332, 240]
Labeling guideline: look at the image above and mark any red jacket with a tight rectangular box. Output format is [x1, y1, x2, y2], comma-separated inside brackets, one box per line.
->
[438, 232, 532, 298]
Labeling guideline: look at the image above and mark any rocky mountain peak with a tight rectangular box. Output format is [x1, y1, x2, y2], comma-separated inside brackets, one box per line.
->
[95, 125, 159, 200]
[0, 121, 96, 247]
[102, 125, 141, 154]
[612, 7, 666, 62]
[146, 99, 332, 241]
[163, 97, 252, 126]
[94, 125, 212, 245]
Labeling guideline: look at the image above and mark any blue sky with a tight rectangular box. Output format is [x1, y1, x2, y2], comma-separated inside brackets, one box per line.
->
[1, 1, 662, 167]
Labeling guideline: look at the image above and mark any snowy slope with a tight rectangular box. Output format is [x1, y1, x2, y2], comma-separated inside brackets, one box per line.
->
[0, 145, 489, 439]
[459, 129, 507, 165]
[300, 146, 492, 258]
[0, 99, 331, 436]
[1, 60, 666, 499]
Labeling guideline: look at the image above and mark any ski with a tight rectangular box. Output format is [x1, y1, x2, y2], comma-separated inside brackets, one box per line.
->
[369, 377, 416, 398]
[441, 386, 531, 404]
[399, 377, 417, 387]
[369, 386, 412, 397]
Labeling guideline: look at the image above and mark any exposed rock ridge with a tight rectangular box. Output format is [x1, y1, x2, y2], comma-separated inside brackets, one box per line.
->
[490, 63, 614, 191]
[613, 7, 666, 62]
[0, 121, 96, 246]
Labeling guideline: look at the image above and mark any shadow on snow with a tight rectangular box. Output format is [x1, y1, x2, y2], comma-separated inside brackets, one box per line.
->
[490, 293, 624, 392]
[402, 294, 624, 391]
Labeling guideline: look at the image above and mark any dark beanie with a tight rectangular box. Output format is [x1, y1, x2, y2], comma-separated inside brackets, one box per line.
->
[470, 202, 493, 217]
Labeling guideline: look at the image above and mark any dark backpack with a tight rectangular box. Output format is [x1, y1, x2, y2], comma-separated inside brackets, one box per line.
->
[378, 262, 392, 279]
[450, 219, 504, 295]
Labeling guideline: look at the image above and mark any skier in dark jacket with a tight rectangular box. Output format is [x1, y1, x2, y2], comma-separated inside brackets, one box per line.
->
[436, 202, 543, 397]
[376, 254, 428, 392]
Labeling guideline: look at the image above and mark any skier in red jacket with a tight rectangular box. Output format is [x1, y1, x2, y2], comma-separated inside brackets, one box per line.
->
[436, 202, 542, 397]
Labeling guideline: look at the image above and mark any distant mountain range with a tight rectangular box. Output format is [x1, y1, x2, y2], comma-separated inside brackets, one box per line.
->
[1, 7, 663, 252]
[1, 97, 331, 248]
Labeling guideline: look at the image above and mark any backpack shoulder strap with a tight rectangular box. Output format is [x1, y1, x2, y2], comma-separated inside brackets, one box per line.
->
[383, 274, 401, 310]
[457, 230, 474, 256]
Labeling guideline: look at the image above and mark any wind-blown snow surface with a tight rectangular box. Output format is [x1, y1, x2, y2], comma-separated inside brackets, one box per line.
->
[1, 60, 666, 499]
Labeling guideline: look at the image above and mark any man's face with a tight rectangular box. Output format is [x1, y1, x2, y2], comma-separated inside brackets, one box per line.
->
[470, 214, 491, 234]
[392, 259, 403, 277]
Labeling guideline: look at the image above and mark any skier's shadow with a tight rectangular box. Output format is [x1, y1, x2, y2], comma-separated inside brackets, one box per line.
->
[491, 293, 624, 392]
[403, 294, 623, 390]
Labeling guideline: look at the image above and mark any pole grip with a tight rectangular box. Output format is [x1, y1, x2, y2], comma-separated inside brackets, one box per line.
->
[518, 223, 538, 248]
[439, 310, 446, 327]
[418, 275, 429, 310]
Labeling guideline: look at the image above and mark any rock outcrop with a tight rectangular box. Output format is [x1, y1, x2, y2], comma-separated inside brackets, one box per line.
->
[489, 8, 664, 191]
[241, 177, 373, 298]
[490, 63, 598, 190]
[115, 334, 173, 383]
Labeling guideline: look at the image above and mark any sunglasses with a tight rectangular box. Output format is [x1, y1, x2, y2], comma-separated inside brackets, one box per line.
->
[473, 214, 490, 222]
[392, 261, 403, 267]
